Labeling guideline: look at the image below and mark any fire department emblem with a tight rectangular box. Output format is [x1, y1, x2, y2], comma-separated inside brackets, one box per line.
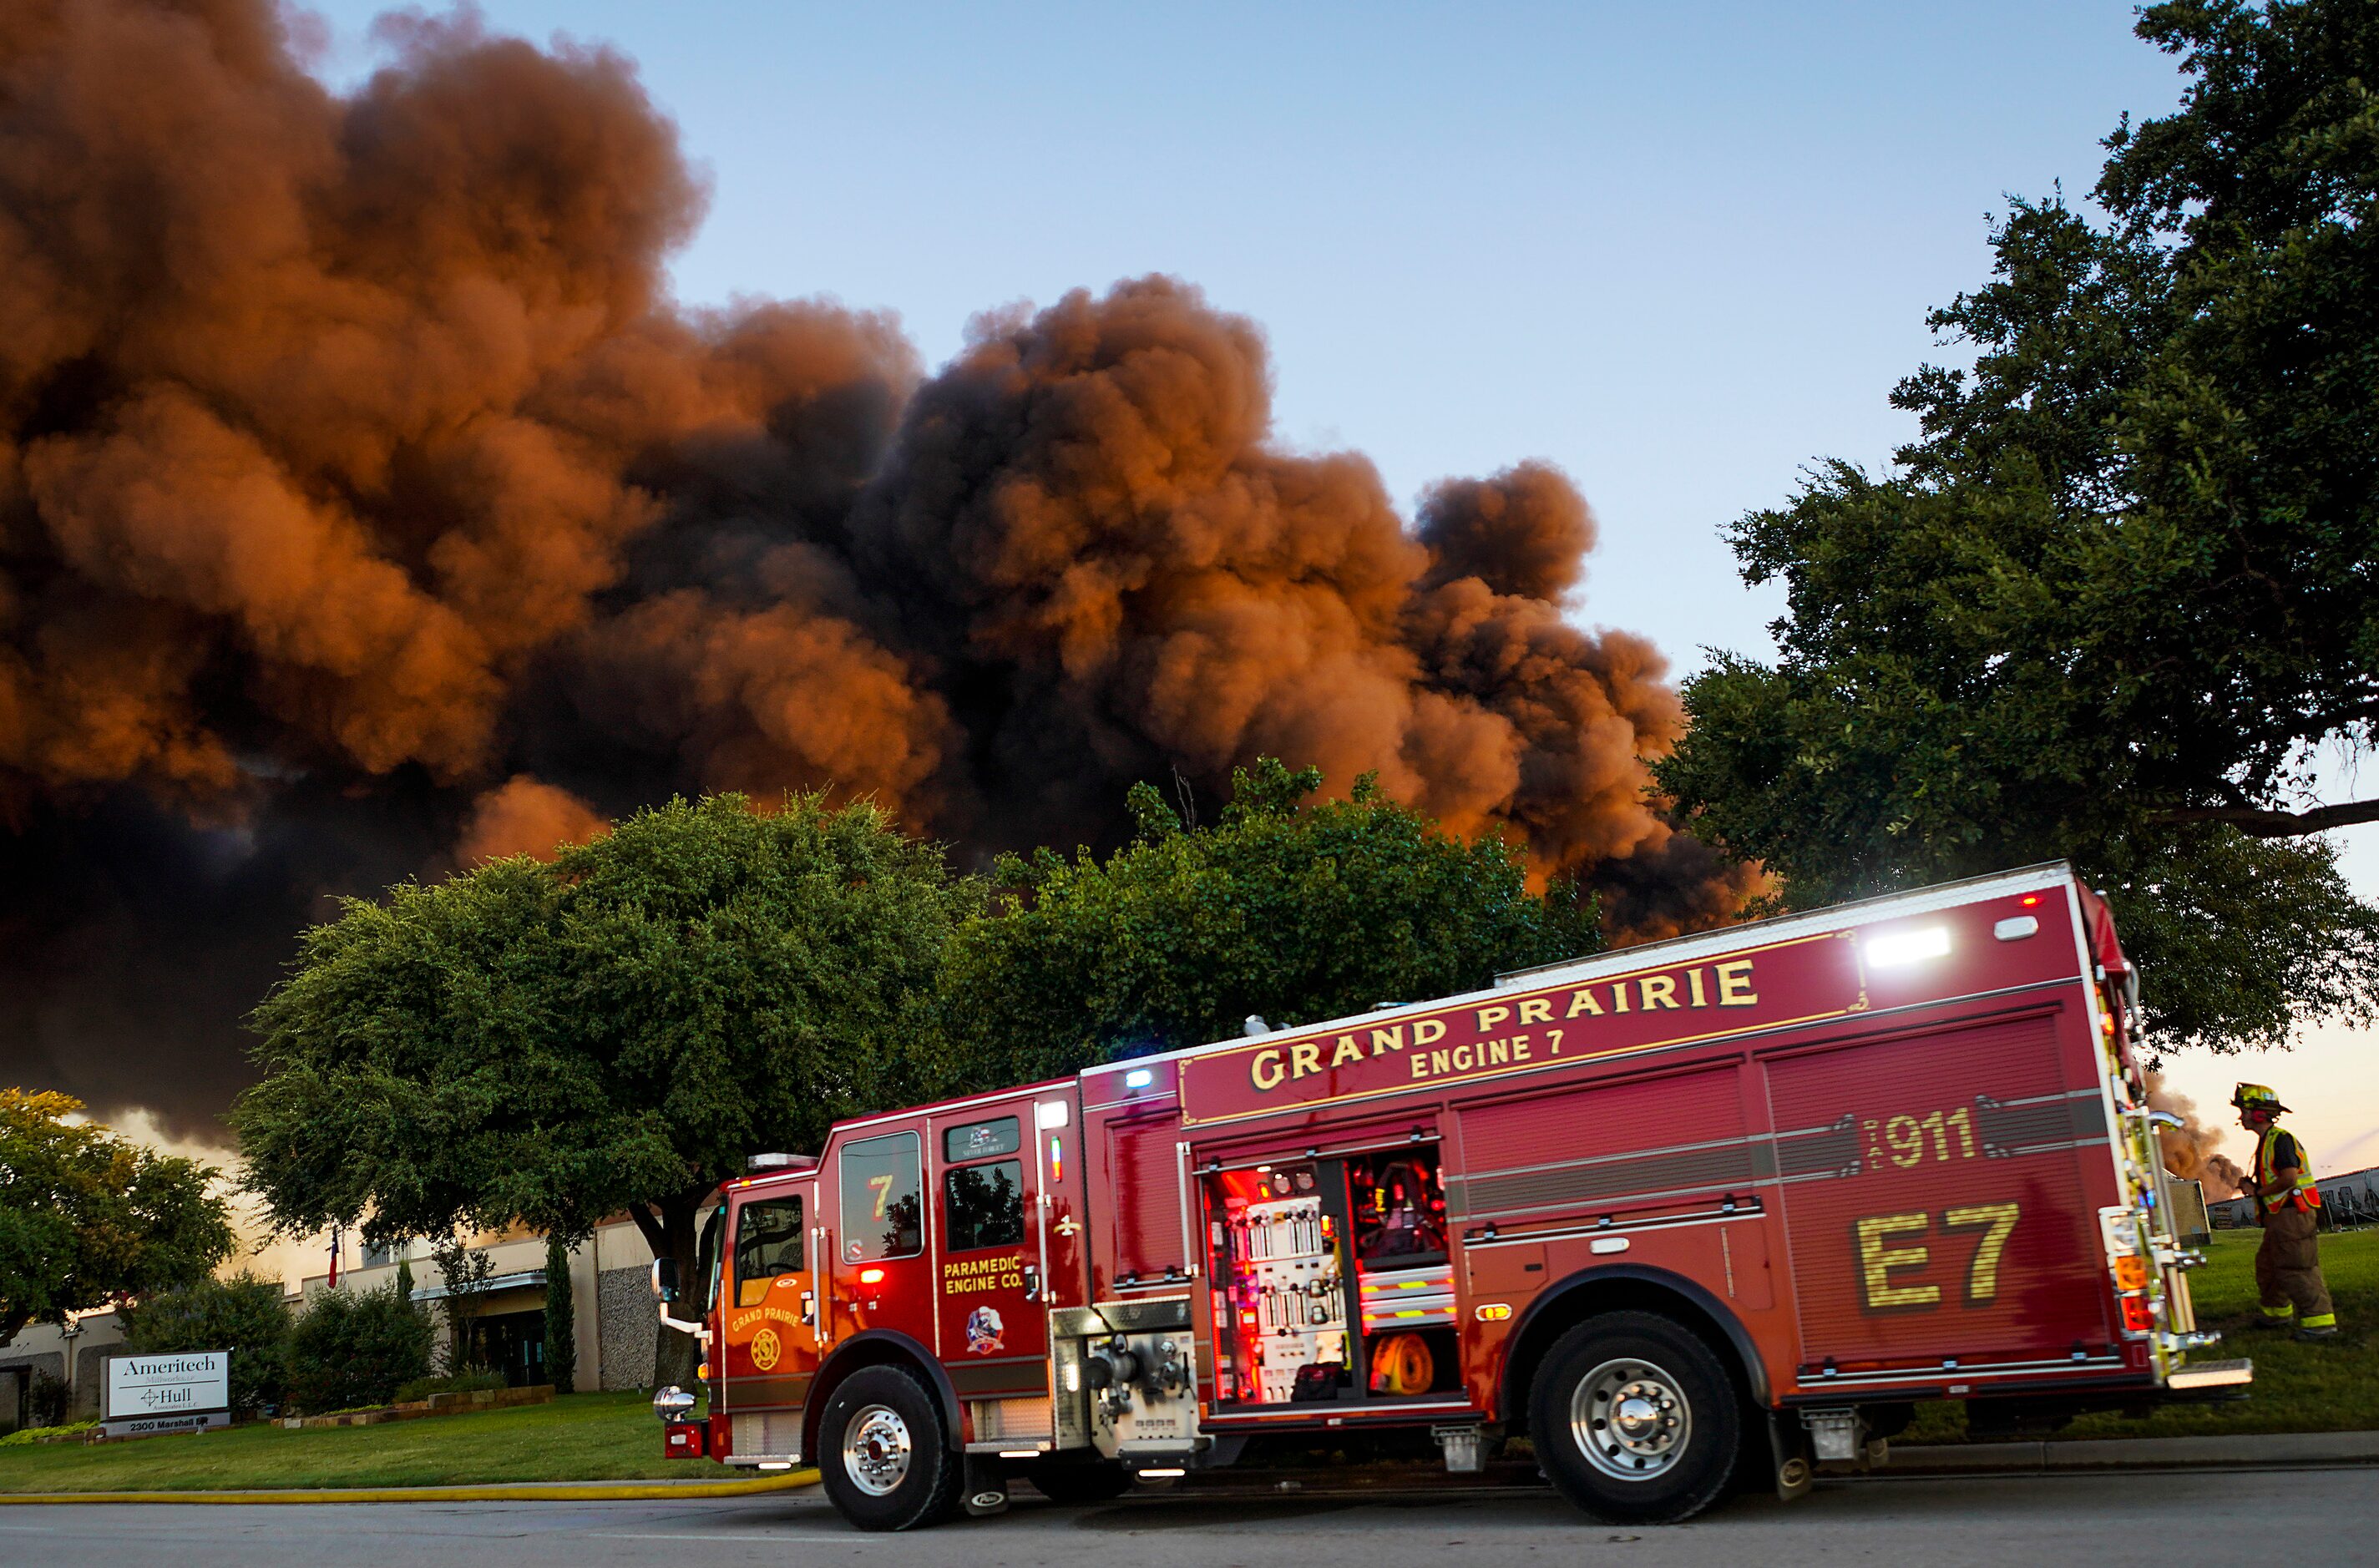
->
[751, 1327, 782, 1371]
[964, 1306, 1005, 1354]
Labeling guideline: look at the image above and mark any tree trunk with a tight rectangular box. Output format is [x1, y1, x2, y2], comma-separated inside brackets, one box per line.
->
[631, 1196, 704, 1391]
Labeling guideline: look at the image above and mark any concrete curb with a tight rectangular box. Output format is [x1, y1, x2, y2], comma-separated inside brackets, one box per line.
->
[1888, 1430, 2379, 1474]
[0, 1469, 819, 1505]
[9, 1430, 2375, 1504]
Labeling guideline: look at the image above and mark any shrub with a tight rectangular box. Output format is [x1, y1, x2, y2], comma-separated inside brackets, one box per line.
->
[285, 1281, 432, 1414]
[118, 1271, 291, 1416]
[392, 1369, 507, 1404]
[544, 1235, 576, 1394]
[26, 1371, 68, 1428]
[0, 1419, 94, 1447]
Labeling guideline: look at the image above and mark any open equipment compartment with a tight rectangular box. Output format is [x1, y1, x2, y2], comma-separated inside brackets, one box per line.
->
[1347, 1148, 1455, 1396]
[1202, 1144, 1455, 1406]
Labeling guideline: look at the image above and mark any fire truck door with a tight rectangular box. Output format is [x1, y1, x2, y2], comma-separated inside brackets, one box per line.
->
[721, 1182, 822, 1414]
[934, 1104, 1051, 1399]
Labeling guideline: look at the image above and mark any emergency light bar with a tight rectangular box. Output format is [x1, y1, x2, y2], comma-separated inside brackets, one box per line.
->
[1863, 927, 1951, 969]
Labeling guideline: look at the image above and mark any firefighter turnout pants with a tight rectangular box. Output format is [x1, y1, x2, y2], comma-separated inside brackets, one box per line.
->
[2255, 1207, 2336, 1328]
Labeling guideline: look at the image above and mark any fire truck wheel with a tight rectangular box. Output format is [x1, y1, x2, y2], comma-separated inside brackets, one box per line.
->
[817, 1365, 964, 1531]
[1530, 1311, 1743, 1525]
[1023, 1457, 1134, 1505]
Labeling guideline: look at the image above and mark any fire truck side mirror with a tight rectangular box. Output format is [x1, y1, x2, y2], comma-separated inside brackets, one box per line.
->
[650, 1257, 681, 1303]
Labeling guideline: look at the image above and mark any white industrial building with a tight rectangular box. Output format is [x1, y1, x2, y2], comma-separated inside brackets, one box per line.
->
[0, 1213, 676, 1431]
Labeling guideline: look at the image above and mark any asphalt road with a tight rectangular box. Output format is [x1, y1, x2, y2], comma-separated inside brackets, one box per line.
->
[5, 1467, 2370, 1567]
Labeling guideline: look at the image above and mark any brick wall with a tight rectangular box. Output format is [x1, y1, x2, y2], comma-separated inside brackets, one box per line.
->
[596, 1266, 659, 1390]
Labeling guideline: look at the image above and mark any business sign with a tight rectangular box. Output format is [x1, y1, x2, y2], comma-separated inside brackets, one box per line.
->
[104, 1351, 230, 1438]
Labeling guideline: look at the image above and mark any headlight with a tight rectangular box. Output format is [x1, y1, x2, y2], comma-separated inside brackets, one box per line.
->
[652, 1384, 697, 1423]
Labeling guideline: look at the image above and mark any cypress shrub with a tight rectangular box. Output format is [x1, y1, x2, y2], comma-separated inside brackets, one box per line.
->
[543, 1236, 576, 1393]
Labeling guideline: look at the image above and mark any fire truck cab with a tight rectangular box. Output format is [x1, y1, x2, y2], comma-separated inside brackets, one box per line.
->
[650, 862, 2250, 1529]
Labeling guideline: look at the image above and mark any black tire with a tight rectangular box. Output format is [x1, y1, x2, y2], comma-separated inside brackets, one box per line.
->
[1024, 1457, 1134, 1505]
[817, 1365, 964, 1531]
[1527, 1310, 1744, 1525]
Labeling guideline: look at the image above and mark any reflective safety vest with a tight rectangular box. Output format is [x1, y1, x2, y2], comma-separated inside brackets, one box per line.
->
[2255, 1124, 2322, 1216]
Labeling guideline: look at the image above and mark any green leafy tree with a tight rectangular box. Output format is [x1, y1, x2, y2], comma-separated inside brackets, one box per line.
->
[0, 1089, 235, 1350]
[285, 1282, 432, 1414]
[1656, 0, 2379, 1051]
[944, 759, 1601, 1086]
[234, 794, 978, 1388]
[428, 1235, 496, 1375]
[118, 1272, 291, 1417]
[543, 1235, 575, 1394]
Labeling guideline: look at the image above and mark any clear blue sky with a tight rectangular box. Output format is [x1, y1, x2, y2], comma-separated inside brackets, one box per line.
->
[286, 3, 2379, 1166]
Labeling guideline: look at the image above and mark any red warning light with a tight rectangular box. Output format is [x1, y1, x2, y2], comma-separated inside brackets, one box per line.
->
[859, 1267, 885, 1284]
[2021, 894, 2041, 907]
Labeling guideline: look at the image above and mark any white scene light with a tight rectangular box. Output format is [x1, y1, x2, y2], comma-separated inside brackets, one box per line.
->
[1864, 926, 1951, 969]
[1124, 1068, 1156, 1089]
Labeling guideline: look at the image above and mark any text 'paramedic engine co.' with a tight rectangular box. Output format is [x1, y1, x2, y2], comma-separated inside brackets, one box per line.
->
[942, 1253, 1025, 1296]
[1206, 932, 1870, 1120]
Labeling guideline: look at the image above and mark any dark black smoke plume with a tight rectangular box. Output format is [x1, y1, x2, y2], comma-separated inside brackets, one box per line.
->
[0, 0, 1754, 1136]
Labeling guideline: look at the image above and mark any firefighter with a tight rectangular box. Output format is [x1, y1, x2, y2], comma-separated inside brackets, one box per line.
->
[2230, 1084, 2338, 1341]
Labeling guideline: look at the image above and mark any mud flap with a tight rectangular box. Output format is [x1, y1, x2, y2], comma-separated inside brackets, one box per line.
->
[964, 1454, 1010, 1517]
[1766, 1410, 1812, 1503]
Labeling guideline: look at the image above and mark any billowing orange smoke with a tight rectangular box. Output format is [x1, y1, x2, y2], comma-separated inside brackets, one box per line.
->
[2146, 1072, 2243, 1199]
[455, 776, 610, 866]
[0, 0, 1749, 1131]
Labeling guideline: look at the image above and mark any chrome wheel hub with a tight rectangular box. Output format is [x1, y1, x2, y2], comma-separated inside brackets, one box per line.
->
[1570, 1358, 1691, 1481]
[843, 1404, 913, 1496]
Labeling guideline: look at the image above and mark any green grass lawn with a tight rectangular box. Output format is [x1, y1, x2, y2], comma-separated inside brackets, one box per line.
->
[8, 1229, 2370, 1492]
[0, 1390, 709, 1494]
[1904, 1223, 2379, 1444]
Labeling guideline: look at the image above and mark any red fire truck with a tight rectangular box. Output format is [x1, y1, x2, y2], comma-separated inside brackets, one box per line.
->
[648, 862, 2250, 1530]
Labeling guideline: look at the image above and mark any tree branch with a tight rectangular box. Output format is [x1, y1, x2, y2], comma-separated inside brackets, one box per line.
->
[2296, 692, 2379, 736]
[2154, 798, 2379, 837]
